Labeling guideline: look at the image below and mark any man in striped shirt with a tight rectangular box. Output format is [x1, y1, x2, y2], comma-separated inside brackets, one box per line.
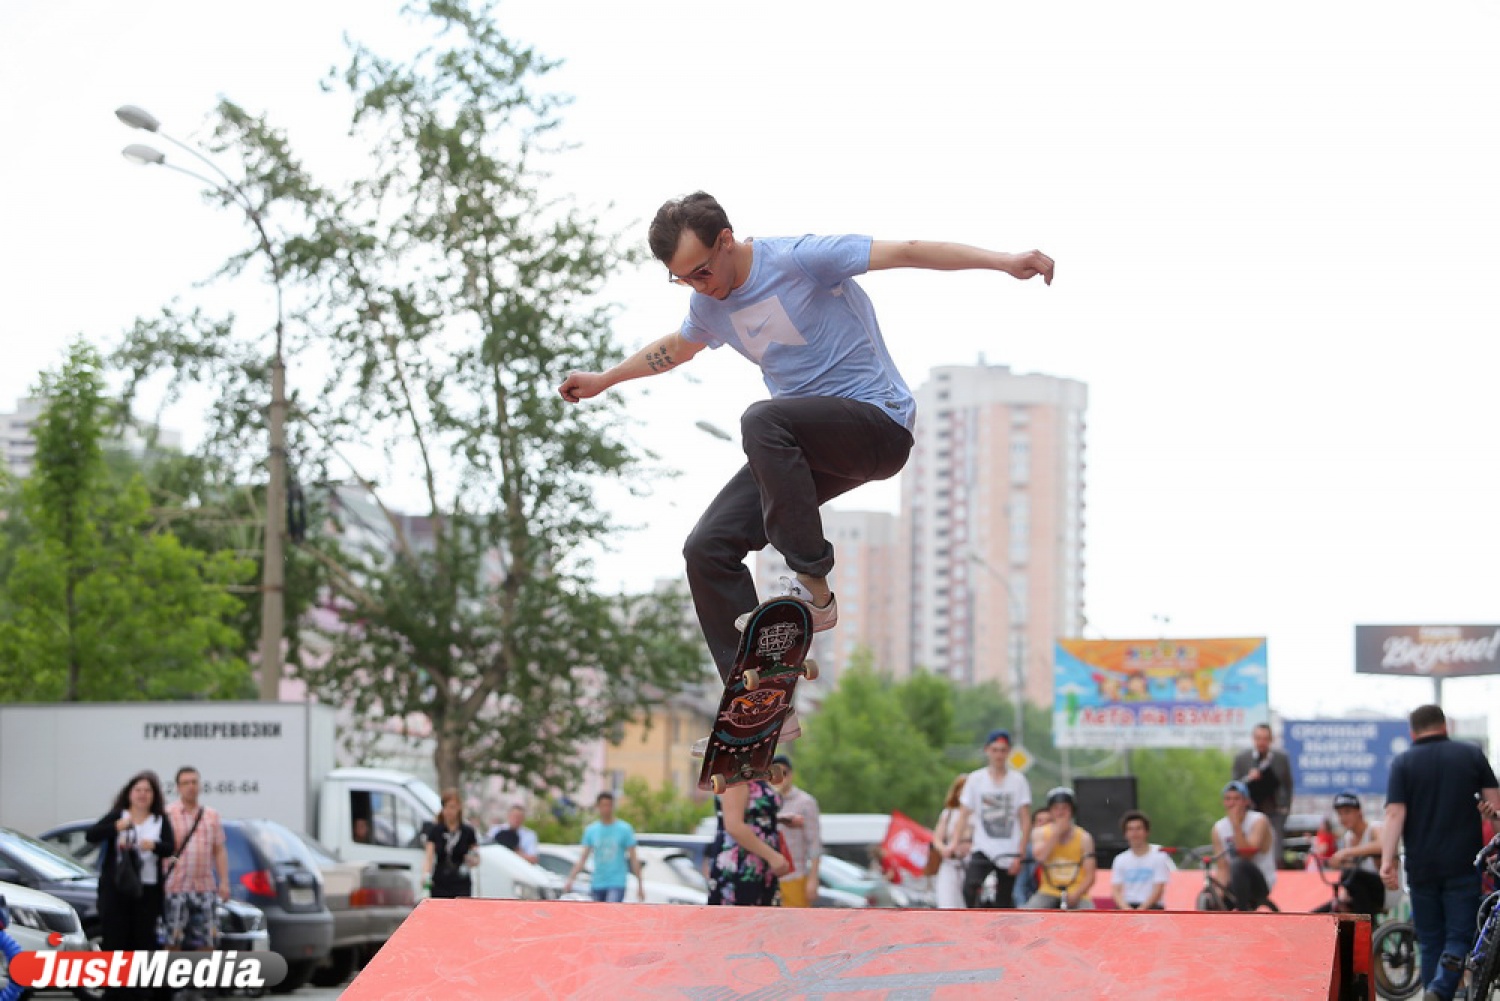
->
[164, 766, 231, 949]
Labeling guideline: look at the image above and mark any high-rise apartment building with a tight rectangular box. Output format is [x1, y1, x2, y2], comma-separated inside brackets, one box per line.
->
[2, 397, 182, 479]
[896, 364, 1087, 706]
[1, 398, 43, 478]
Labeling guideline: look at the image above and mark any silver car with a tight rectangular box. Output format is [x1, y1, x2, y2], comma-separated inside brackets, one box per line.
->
[1, 880, 91, 996]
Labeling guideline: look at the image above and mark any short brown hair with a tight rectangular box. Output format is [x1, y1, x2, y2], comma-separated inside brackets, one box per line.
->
[1409, 704, 1446, 733]
[1120, 809, 1151, 834]
[648, 192, 731, 264]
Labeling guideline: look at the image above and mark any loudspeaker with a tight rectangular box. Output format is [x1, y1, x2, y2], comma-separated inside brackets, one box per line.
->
[1073, 776, 1138, 838]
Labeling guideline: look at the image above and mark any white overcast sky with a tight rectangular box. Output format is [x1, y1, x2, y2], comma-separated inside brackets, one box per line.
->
[3, 0, 1498, 735]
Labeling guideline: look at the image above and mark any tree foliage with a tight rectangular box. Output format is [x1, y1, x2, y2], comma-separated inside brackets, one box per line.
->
[112, 0, 704, 792]
[795, 652, 951, 821]
[0, 339, 252, 701]
[1130, 747, 1234, 850]
[795, 649, 1174, 832]
[613, 776, 715, 836]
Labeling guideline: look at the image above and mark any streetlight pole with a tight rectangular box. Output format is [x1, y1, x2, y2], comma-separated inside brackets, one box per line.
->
[969, 549, 1025, 747]
[117, 106, 287, 702]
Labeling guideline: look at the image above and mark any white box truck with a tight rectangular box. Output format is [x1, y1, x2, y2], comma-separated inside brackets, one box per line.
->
[0, 701, 558, 901]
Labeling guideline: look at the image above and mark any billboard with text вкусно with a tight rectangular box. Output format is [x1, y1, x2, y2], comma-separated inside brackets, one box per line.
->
[1354, 625, 1500, 678]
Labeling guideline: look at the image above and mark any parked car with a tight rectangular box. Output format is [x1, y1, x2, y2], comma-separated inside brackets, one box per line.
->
[815, 884, 870, 908]
[1, 880, 91, 998]
[534, 844, 707, 904]
[471, 842, 573, 901]
[819, 852, 918, 908]
[291, 830, 414, 988]
[41, 817, 334, 994]
[0, 825, 103, 946]
[633, 846, 709, 895]
[635, 832, 714, 874]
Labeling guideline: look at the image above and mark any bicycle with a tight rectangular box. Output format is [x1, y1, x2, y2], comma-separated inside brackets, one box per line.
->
[1026, 854, 1099, 910]
[1185, 845, 1279, 912]
[1371, 913, 1421, 1001]
[1465, 831, 1500, 1000]
[1367, 858, 1419, 1001]
[1305, 855, 1419, 1000]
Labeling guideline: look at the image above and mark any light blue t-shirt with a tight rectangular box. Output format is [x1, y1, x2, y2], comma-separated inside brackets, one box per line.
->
[680, 234, 916, 431]
[582, 819, 636, 889]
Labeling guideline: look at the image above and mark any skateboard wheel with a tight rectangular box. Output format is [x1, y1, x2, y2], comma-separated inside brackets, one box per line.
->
[743, 668, 760, 690]
[802, 658, 819, 681]
[710, 774, 727, 795]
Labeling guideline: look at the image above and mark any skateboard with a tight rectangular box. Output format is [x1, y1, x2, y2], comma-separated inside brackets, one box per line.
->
[697, 596, 819, 795]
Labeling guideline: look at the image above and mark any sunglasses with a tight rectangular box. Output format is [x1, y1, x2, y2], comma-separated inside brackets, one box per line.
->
[668, 234, 723, 286]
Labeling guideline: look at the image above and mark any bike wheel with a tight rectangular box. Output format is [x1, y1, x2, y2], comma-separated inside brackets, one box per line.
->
[1472, 922, 1500, 1001]
[1370, 921, 1421, 1001]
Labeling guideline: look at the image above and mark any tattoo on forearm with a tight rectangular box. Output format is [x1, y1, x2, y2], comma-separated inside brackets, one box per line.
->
[645, 346, 677, 373]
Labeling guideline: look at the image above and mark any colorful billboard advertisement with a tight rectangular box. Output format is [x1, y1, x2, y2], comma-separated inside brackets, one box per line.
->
[1354, 625, 1500, 678]
[1053, 638, 1268, 749]
[1282, 719, 1408, 796]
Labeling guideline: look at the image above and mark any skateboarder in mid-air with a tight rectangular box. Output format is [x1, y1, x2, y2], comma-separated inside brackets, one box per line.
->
[559, 192, 1054, 744]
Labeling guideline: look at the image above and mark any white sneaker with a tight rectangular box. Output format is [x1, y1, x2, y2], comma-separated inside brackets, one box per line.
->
[691, 736, 709, 759]
[779, 708, 801, 742]
[735, 576, 838, 633]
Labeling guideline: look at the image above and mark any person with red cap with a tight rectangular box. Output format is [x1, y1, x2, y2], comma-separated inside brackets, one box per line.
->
[954, 729, 1032, 908]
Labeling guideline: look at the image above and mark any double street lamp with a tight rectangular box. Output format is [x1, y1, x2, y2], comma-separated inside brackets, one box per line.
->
[116, 104, 288, 702]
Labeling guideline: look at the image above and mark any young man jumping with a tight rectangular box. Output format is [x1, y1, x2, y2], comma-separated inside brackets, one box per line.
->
[559, 192, 1053, 741]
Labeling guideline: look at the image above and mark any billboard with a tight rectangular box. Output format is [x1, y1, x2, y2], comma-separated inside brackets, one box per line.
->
[1355, 625, 1500, 678]
[1053, 638, 1268, 749]
[1282, 719, 1409, 797]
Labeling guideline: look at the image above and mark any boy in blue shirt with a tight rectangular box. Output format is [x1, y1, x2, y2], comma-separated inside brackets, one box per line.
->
[563, 791, 644, 903]
[560, 193, 1054, 731]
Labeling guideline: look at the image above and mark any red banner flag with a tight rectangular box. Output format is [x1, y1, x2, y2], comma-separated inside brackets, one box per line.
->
[879, 810, 934, 879]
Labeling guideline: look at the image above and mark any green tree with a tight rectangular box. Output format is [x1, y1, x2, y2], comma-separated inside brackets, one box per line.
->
[893, 668, 954, 752]
[112, 1, 705, 792]
[136, 449, 332, 680]
[796, 653, 951, 822]
[0, 340, 252, 700]
[1130, 747, 1233, 851]
[614, 777, 714, 835]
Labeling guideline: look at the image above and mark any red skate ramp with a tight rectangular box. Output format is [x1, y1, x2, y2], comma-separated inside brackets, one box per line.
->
[343, 899, 1372, 1000]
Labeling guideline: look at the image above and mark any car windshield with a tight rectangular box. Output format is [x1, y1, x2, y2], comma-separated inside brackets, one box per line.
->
[819, 854, 875, 884]
[0, 829, 94, 881]
[536, 850, 580, 877]
[663, 854, 708, 892]
[244, 822, 317, 867]
[291, 830, 338, 865]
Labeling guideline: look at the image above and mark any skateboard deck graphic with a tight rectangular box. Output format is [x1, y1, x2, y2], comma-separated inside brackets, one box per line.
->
[697, 596, 818, 795]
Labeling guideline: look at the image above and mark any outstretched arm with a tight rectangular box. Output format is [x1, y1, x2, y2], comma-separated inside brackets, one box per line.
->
[867, 241, 1054, 284]
[559, 331, 706, 403]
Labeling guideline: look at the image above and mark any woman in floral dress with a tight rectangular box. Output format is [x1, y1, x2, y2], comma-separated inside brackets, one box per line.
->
[708, 777, 790, 906]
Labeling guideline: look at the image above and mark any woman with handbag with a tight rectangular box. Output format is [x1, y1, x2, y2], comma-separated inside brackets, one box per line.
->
[86, 770, 176, 998]
[931, 774, 972, 909]
[707, 779, 789, 906]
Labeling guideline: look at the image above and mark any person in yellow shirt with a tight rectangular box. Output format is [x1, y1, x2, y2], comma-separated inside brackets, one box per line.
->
[1021, 787, 1097, 909]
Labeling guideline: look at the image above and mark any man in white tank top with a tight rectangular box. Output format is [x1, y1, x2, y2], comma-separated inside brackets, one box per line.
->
[1326, 790, 1399, 916]
[1210, 780, 1276, 910]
